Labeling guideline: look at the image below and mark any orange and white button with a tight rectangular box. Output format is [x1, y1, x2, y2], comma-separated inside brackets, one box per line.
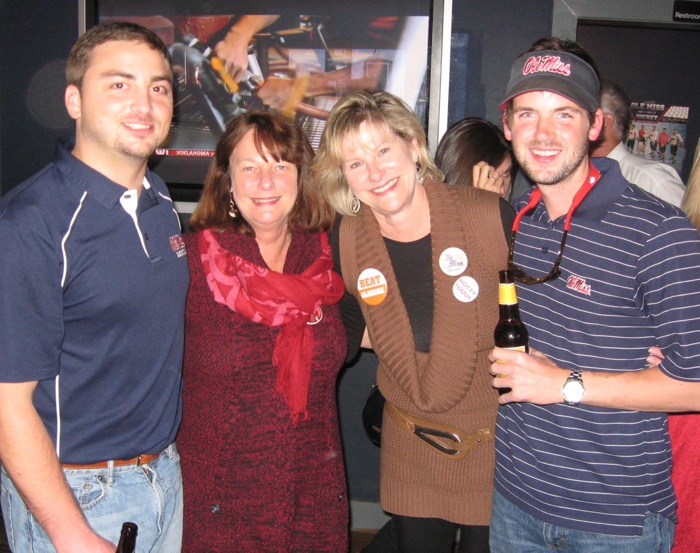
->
[357, 268, 388, 306]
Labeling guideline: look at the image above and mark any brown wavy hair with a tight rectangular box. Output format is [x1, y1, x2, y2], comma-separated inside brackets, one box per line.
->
[189, 110, 334, 235]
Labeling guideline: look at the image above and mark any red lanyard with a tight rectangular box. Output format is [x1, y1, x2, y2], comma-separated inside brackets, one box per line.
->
[512, 164, 602, 232]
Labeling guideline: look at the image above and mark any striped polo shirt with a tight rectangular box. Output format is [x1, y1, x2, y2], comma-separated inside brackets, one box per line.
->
[495, 157, 700, 535]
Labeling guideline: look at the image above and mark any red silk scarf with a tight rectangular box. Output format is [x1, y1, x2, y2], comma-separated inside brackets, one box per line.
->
[198, 229, 345, 423]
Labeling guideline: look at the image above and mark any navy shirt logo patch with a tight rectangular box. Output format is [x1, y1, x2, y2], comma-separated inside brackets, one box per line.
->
[170, 235, 186, 257]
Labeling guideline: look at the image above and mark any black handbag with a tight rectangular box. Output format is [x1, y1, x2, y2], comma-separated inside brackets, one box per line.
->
[361, 384, 385, 447]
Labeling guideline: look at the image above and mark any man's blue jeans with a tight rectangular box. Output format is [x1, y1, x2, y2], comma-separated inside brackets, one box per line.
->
[1, 443, 182, 553]
[490, 490, 674, 553]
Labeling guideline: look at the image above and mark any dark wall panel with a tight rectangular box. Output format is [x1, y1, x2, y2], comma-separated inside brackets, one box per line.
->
[0, 1, 78, 193]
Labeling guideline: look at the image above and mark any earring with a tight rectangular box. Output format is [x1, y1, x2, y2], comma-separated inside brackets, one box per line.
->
[351, 194, 361, 214]
[416, 164, 425, 184]
[228, 192, 238, 219]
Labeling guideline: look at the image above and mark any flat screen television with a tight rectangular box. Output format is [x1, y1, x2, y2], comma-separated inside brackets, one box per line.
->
[80, 0, 448, 203]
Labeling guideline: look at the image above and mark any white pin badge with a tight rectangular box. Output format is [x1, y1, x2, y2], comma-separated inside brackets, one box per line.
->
[453, 276, 479, 303]
[439, 247, 468, 276]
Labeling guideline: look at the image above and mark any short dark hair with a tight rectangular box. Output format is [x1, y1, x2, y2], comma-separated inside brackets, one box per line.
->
[190, 110, 334, 235]
[435, 117, 514, 187]
[599, 80, 631, 139]
[66, 22, 172, 89]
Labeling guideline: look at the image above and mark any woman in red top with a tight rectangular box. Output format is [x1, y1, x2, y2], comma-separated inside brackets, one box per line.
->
[178, 111, 348, 552]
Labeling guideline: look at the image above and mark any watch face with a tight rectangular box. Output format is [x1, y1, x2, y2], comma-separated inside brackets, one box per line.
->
[563, 378, 585, 404]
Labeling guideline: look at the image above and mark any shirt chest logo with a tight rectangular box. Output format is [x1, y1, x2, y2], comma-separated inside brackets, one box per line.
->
[566, 274, 591, 295]
[169, 235, 187, 257]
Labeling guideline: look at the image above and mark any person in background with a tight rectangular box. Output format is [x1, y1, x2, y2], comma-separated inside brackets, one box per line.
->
[647, 125, 659, 158]
[682, 142, 700, 229]
[489, 36, 700, 552]
[669, 129, 684, 163]
[0, 22, 188, 552]
[659, 127, 670, 161]
[589, 79, 685, 207]
[435, 117, 516, 199]
[626, 123, 636, 152]
[636, 123, 646, 155]
[178, 110, 349, 552]
[670, 141, 700, 553]
[314, 90, 514, 553]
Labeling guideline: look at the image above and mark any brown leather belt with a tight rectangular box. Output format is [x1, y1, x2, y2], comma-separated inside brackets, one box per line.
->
[386, 402, 493, 460]
[62, 452, 160, 470]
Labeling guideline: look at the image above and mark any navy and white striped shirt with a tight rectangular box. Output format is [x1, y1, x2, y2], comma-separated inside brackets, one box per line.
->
[495, 157, 700, 536]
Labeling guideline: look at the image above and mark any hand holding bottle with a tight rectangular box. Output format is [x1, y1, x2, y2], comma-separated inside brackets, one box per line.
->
[489, 345, 565, 403]
[491, 270, 569, 403]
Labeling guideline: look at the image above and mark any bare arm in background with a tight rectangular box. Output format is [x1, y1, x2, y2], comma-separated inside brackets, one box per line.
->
[215, 15, 280, 80]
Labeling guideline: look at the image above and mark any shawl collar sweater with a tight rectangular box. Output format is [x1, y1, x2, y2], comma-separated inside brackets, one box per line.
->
[341, 181, 507, 524]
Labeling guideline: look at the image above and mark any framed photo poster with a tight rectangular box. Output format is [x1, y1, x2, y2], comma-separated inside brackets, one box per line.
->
[79, 0, 448, 201]
[552, 0, 700, 182]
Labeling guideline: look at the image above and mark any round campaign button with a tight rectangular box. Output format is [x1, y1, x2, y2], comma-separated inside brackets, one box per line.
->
[357, 268, 388, 306]
[453, 276, 479, 303]
[439, 247, 468, 276]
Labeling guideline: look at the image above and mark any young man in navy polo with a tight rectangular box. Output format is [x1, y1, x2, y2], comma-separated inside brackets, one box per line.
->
[489, 37, 700, 552]
[0, 23, 189, 552]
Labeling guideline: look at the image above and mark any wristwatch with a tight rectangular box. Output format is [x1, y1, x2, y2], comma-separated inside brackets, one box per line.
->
[561, 369, 585, 405]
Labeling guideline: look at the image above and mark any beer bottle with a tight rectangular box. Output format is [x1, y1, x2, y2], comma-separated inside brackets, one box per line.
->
[115, 522, 138, 553]
[494, 269, 529, 353]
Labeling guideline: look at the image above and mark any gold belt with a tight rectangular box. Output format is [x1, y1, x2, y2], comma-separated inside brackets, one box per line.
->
[385, 402, 493, 460]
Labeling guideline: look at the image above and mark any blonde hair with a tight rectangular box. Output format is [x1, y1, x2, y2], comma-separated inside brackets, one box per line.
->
[682, 144, 700, 231]
[312, 91, 443, 215]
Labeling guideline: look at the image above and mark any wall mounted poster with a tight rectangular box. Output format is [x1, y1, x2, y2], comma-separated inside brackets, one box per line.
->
[91, 3, 432, 192]
[627, 101, 689, 173]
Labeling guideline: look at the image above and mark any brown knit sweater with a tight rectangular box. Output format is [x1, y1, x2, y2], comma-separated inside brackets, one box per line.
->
[340, 181, 507, 525]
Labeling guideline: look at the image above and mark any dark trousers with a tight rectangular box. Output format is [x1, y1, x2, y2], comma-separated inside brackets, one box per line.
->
[362, 515, 489, 553]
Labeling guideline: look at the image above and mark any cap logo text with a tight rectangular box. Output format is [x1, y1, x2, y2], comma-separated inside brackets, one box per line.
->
[522, 55, 571, 77]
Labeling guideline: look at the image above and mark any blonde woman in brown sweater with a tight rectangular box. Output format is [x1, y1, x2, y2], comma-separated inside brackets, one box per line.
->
[314, 91, 513, 553]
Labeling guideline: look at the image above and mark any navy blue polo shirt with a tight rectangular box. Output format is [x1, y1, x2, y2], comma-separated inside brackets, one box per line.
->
[496, 157, 700, 535]
[0, 138, 189, 463]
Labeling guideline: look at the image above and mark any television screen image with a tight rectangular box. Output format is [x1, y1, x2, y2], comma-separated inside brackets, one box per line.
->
[91, 3, 432, 195]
